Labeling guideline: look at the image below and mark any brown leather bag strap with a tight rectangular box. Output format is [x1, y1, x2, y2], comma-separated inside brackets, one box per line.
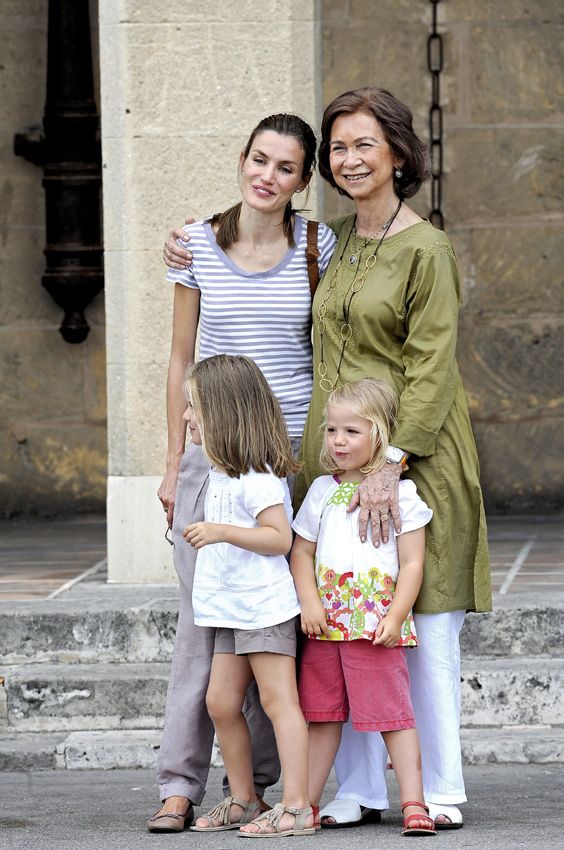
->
[305, 219, 321, 297]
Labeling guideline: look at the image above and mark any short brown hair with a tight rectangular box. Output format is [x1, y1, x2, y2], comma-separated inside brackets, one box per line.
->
[319, 378, 399, 476]
[319, 87, 429, 200]
[186, 355, 300, 479]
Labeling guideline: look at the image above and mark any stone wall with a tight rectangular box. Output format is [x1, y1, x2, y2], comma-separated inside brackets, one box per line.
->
[322, 0, 564, 512]
[2, 1, 562, 522]
[0, 0, 106, 517]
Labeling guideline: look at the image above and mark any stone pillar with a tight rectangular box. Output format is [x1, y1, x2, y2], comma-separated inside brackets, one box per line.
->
[100, 1, 322, 581]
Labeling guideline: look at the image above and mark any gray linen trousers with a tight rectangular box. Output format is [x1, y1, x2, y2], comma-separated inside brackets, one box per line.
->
[157, 442, 281, 804]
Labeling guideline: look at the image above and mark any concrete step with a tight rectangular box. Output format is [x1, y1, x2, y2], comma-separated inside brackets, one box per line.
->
[59, 729, 164, 771]
[460, 726, 564, 765]
[2, 591, 564, 665]
[460, 657, 562, 727]
[460, 593, 564, 658]
[0, 599, 178, 665]
[1, 662, 169, 732]
[0, 731, 65, 771]
[0, 726, 562, 772]
[1, 656, 562, 733]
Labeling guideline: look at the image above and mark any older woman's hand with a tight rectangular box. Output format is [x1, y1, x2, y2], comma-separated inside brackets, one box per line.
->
[163, 217, 195, 270]
[348, 463, 403, 546]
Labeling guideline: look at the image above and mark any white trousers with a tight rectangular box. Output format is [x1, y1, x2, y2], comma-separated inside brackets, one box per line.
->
[334, 610, 467, 809]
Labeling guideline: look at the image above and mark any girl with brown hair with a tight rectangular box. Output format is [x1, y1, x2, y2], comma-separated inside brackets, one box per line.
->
[183, 355, 314, 837]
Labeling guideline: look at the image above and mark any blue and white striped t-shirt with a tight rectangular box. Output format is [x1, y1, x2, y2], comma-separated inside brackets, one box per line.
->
[167, 214, 336, 436]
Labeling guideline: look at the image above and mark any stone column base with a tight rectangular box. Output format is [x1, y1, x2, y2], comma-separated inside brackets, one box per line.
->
[107, 476, 176, 583]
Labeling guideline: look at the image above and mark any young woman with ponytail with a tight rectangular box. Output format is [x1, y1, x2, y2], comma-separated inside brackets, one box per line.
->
[148, 114, 336, 832]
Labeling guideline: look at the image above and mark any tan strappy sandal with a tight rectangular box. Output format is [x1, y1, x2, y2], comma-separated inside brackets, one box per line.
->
[190, 796, 260, 832]
[238, 803, 315, 838]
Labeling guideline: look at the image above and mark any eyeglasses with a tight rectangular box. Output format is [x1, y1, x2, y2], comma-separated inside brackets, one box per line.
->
[164, 527, 174, 546]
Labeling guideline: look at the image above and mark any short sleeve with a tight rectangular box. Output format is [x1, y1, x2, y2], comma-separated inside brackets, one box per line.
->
[292, 476, 333, 542]
[242, 471, 287, 519]
[317, 223, 337, 275]
[165, 224, 200, 290]
[397, 479, 433, 535]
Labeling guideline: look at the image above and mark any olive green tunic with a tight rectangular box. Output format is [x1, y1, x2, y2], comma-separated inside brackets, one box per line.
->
[296, 216, 492, 615]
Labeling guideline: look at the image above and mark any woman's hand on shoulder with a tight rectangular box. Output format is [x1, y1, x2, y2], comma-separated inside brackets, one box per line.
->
[348, 463, 403, 546]
[163, 217, 195, 270]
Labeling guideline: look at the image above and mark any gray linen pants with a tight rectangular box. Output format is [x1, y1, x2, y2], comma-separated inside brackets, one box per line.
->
[157, 443, 281, 804]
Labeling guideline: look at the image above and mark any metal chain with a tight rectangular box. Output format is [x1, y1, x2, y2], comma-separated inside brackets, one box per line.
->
[428, 0, 444, 229]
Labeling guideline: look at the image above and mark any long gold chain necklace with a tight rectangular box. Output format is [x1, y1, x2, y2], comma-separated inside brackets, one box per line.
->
[317, 199, 402, 392]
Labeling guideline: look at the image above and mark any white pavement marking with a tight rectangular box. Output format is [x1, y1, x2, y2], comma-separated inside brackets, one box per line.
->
[498, 536, 537, 595]
[47, 558, 108, 599]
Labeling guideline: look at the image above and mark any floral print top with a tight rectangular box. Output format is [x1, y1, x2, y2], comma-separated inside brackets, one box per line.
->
[292, 476, 433, 646]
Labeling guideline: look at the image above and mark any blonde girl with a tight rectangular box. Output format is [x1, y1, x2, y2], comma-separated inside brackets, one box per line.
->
[291, 378, 436, 837]
[182, 354, 315, 838]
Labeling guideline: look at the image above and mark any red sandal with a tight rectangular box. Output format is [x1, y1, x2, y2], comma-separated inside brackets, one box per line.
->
[401, 801, 436, 837]
[311, 805, 320, 832]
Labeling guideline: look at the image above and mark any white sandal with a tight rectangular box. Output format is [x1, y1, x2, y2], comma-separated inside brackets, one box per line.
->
[319, 798, 382, 829]
[426, 803, 463, 830]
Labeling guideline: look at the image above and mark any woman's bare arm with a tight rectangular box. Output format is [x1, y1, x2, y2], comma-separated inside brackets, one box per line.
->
[157, 283, 200, 526]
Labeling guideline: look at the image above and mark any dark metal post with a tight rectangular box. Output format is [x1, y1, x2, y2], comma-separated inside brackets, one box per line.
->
[14, 0, 103, 344]
[428, 0, 444, 230]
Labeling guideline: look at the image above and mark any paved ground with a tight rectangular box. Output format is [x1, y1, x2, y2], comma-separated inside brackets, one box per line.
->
[0, 514, 562, 600]
[0, 516, 106, 599]
[1, 516, 562, 849]
[1, 763, 562, 849]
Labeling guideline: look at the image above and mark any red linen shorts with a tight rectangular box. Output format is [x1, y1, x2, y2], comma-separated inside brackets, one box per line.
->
[298, 638, 416, 732]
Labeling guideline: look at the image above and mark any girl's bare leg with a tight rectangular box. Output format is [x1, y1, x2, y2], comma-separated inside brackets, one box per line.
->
[240, 653, 313, 835]
[382, 728, 429, 828]
[307, 721, 343, 807]
[193, 653, 258, 828]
